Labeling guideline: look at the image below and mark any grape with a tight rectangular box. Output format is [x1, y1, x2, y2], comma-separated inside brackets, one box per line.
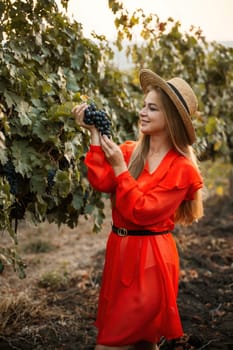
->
[2, 161, 19, 195]
[47, 169, 56, 193]
[83, 102, 111, 137]
[59, 157, 69, 170]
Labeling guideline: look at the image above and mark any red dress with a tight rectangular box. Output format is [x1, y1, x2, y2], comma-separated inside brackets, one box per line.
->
[84, 141, 203, 346]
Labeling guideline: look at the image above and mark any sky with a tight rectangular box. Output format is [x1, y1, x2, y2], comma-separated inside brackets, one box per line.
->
[67, 0, 233, 42]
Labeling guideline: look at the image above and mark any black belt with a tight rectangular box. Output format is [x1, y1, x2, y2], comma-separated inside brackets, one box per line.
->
[112, 225, 171, 237]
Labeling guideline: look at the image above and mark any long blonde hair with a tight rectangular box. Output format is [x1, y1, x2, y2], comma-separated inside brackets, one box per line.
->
[128, 86, 204, 225]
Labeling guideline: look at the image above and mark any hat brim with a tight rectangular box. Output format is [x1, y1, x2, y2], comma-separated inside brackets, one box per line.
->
[139, 69, 196, 144]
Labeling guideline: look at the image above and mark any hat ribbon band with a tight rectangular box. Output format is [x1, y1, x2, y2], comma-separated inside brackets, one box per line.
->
[167, 82, 190, 115]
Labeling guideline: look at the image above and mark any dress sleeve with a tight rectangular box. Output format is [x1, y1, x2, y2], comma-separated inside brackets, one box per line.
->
[84, 141, 136, 193]
[114, 162, 203, 226]
[84, 145, 116, 193]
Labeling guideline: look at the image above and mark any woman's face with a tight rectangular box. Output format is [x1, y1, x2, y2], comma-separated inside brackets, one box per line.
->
[139, 89, 167, 136]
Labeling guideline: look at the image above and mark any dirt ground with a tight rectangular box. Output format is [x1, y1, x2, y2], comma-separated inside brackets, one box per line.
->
[0, 195, 232, 350]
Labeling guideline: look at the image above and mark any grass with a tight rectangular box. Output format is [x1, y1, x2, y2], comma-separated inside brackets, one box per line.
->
[38, 269, 70, 290]
[23, 238, 56, 254]
[0, 292, 47, 334]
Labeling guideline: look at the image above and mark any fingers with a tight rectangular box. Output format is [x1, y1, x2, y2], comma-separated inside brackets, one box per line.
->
[100, 135, 118, 159]
[100, 134, 113, 151]
[72, 103, 87, 125]
[101, 134, 111, 144]
[100, 136, 126, 174]
[71, 102, 87, 115]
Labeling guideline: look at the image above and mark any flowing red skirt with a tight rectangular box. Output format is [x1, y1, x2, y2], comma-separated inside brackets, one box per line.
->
[95, 231, 183, 346]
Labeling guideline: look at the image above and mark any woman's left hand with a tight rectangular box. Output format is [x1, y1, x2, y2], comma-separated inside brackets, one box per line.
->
[100, 135, 127, 176]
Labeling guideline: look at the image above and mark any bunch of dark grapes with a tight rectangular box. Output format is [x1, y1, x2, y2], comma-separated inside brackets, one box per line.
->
[47, 169, 56, 193]
[2, 161, 20, 195]
[59, 157, 70, 170]
[84, 103, 111, 138]
[1, 162, 35, 220]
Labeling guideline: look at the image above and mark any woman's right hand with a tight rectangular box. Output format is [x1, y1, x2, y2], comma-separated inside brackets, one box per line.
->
[72, 103, 95, 131]
[72, 103, 100, 145]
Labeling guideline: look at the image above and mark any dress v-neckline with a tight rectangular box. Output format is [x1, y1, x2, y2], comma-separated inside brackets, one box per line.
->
[145, 149, 173, 175]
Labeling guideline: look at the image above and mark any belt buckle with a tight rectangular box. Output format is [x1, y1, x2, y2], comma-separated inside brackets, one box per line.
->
[117, 227, 128, 237]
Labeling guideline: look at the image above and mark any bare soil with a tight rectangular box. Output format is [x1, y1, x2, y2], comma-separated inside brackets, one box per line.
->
[0, 195, 232, 350]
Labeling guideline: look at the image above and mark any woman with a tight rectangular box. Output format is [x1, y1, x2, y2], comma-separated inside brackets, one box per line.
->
[72, 69, 204, 350]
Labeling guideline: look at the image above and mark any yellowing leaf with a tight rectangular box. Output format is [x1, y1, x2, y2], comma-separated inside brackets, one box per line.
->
[216, 186, 223, 196]
[80, 95, 89, 101]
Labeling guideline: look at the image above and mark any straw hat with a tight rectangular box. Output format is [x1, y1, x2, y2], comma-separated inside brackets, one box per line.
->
[139, 69, 198, 144]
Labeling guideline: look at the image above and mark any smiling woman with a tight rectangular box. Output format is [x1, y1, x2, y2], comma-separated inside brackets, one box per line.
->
[72, 68, 204, 349]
